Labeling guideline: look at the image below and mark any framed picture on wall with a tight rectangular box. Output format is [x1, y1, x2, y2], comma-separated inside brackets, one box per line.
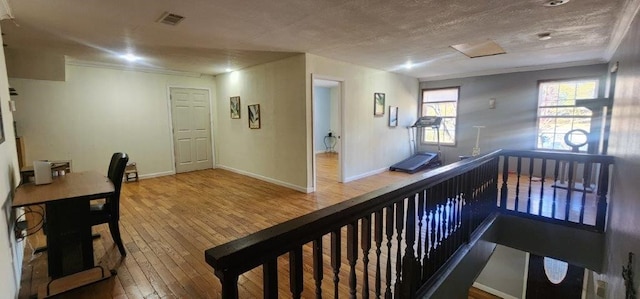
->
[389, 106, 398, 127]
[230, 96, 241, 119]
[248, 104, 261, 129]
[374, 92, 385, 116]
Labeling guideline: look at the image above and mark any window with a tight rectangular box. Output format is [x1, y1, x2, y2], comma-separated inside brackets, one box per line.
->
[536, 79, 599, 151]
[421, 87, 459, 145]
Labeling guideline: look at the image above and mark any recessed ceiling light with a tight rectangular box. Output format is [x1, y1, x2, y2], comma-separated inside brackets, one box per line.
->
[544, 0, 570, 7]
[120, 53, 140, 62]
[405, 62, 413, 69]
[225, 68, 232, 72]
[537, 32, 552, 40]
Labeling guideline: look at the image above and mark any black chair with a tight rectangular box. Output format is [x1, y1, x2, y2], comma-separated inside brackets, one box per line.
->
[90, 152, 129, 256]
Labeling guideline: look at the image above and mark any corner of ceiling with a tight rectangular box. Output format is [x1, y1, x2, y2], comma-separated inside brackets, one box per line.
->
[0, 0, 13, 20]
[603, 0, 640, 61]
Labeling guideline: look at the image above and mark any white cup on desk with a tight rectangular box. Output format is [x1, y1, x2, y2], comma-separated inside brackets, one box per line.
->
[33, 161, 53, 185]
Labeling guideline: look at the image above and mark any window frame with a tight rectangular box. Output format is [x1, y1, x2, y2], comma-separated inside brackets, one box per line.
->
[420, 86, 460, 146]
[534, 77, 601, 152]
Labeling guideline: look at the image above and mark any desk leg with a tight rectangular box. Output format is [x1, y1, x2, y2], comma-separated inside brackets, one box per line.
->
[45, 198, 94, 279]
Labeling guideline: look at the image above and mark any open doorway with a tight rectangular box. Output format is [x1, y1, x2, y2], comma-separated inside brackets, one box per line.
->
[312, 77, 343, 191]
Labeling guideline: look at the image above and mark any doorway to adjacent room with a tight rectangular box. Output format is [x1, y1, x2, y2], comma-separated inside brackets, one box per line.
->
[312, 76, 344, 192]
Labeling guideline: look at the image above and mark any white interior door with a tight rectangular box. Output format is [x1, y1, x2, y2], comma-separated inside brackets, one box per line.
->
[170, 88, 213, 173]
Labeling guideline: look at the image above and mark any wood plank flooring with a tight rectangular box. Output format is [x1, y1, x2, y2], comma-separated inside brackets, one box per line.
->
[18, 154, 597, 298]
[18, 153, 423, 298]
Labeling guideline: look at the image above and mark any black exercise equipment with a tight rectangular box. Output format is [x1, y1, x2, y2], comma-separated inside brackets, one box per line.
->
[389, 116, 442, 173]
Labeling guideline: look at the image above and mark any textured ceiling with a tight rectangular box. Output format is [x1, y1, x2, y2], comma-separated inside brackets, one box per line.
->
[0, 0, 634, 80]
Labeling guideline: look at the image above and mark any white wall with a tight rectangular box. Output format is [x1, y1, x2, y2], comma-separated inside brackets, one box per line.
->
[475, 245, 526, 299]
[604, 3, 640, 298]
[10, 64, 216, 177]
[306, 54, 419, 183]
[313, 86, 331, 153]
[0, 26, 24, 299]
[214, 55, 308, 191]
[420, 64, 608, 164]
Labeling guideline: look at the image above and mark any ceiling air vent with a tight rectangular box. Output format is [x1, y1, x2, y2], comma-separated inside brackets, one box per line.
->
[544, 0, 570, 7]
[157, 12, 185, 26]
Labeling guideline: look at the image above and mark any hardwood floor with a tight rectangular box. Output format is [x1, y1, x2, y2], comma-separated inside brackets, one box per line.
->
[18, 154, 598, 298]
[18, 153, 422, 298]
[468, 286, 502, 299]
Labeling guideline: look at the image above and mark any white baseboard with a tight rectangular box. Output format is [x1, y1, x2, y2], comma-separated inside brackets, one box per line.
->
[343, 167, 389, 183]
[472, 282, 519, 299]
[138, 170, 175, 180]
[216, 165, 310, 193]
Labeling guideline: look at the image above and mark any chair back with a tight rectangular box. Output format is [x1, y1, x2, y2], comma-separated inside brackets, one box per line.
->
[107, 153, 129, 220]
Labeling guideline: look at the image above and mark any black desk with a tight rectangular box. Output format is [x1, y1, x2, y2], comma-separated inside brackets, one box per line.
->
[13, 171, 114, 297]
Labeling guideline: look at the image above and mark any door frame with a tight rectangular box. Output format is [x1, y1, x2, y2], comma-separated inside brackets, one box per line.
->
[311, 74, 346, 191]
[167, 86, 215, 174]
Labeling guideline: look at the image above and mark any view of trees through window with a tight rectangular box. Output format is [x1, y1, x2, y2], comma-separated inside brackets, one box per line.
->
[422, 87, 459, 145]
[537, 79, 598, 151]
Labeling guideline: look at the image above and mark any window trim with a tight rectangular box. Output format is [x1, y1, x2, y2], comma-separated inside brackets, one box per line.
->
[534, 77, 601, 152]
[420, 86, 460, 147]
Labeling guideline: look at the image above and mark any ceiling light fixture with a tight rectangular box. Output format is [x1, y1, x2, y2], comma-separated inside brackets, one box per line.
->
[537, 32, 552, 40]
[120, 53, 140, 62]
[225, 68, 232, 72]
[405, 62, 413, 69]
[544, 0, 570, 7]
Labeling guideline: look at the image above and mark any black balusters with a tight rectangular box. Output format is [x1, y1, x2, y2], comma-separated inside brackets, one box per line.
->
[313, 238, 323, 298]
[290, 247, 303, 299]
[361, 215, 372, 298]
[417, 190, 426, 275]
[219, 270, 239, 299]
[515, 157, 522, 211]
[565, 160, 575, 221]
[264, 258, 278, 298]
[394, 199, 405, 297]
[384, 205, 394, 299]
[553, 159, 560, 219]
[347, 222, 359, 299]
[580, 164, 588, 224]
[500, 155, 509, 208]
[331, 229, 341, 298]
[596, 163, 610, 231]
[374, 210, 383, 299]
[539, 159, 547, 216]
[527, 158, 534, 214]
[400, 194, 418, 297]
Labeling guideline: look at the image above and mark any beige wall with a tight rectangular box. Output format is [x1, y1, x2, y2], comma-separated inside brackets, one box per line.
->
[214, 55, 308, 191]
[0, 26, 23, 298]
[604, 3, 640, 298]
[5, 49, 66, 81]
[306, 54, 419, 183]
[420, 64, 608, 163]
[10, 65, 216, 177]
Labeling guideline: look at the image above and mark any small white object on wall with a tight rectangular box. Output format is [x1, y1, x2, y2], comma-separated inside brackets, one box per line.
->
[489, 98, 496, 109]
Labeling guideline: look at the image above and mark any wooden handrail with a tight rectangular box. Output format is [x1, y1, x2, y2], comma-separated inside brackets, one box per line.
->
[205, 150, 502, 274]
[205, 149, 614, 298]
[501, 149, 614, 164]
